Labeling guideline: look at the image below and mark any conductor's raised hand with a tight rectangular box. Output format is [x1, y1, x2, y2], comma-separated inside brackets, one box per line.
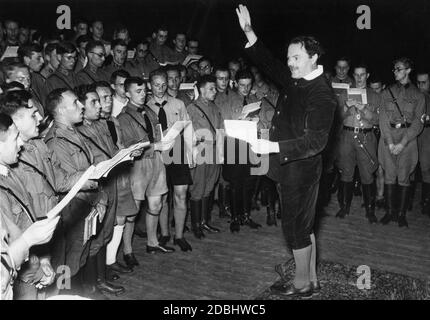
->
[236, 4, 252, 32]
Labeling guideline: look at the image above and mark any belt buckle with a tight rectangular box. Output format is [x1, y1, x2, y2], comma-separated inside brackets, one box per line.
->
[395, 123, 401, 129]
[354, 127, 360, 134]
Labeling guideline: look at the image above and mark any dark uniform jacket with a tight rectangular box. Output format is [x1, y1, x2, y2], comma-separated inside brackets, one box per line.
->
[246, 41, 337, 185]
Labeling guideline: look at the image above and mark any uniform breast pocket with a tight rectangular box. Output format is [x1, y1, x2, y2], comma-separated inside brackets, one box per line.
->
[402, 98, 416, 113]
[10, 202, 25, 224]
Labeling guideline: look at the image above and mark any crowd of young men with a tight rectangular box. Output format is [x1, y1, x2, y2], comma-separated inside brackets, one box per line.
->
[1, 15, 429, 300]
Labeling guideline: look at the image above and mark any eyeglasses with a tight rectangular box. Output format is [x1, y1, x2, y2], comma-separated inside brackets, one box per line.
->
[90, 52, 106, 58]
[392, 67, 406, 73]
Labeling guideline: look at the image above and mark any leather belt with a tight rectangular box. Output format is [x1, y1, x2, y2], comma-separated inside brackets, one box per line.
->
[390, 122, 411, 128]
[343, 126, 373, 133]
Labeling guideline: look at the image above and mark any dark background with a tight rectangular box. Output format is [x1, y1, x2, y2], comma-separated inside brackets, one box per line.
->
[1, 0, 430, 84]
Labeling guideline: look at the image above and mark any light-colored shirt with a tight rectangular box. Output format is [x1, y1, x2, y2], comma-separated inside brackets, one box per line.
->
[112, 96, 129, 118]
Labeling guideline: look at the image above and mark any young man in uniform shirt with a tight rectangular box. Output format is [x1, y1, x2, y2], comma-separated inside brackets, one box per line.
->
[76, 40, 109, 85]
[110, 69, 130, 118]
[116, 77, 175, 267]
[46, 42, 79, 93]
[147, 69, 192, 251]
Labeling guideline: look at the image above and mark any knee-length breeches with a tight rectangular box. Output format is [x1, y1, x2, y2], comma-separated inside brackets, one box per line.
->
[189, 163, 220, 200]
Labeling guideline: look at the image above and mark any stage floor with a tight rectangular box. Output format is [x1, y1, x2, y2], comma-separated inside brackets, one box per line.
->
[111, 190, 430, 300]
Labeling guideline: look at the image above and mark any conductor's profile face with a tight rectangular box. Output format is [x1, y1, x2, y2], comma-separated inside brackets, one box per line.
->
[287, 43, 316, 79]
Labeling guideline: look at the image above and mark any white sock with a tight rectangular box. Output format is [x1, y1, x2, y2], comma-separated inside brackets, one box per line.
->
[106, 225, 125, 265]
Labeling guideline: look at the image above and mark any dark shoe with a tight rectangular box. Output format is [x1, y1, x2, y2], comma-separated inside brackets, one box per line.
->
[398, 215, 408, 228]
[173, 237, 192, 252]
[107, 262, 133, 274]
[158, 235, 171, 246]
[106, 268, 120, 281]
[366, 212, 378, 224]
[230, 218, 240, 233]
[362, 183, 377, 224]
[266, 211, 277, 226]
[336, 181, 353, 218]
[146, 244, 175, 254]
[201, 222, 220, 233]
[123, 253, 139, 267]
[82, 285, 110, 300]
[134, 227, 147, 238]
[96, 279, 125, 296]
[277, 283, 313, 298]
[380, 184, 397, 224]
[242, 214, 262, 229]
[192, 227, 205, 239]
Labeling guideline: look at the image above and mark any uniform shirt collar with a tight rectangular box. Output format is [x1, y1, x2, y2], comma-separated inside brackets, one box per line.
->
[303, 65, 323, 80]
[0, 164, 9, 177]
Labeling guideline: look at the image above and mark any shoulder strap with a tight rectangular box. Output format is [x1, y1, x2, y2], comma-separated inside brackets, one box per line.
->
[19, 160, 57, 195]
[82, 69, 97, 83]
[0, 185, 35, 223]
[387, 87, 406, 123]
[192, 103, 217, 134]
[45, 136, 92, 165]
[78, 130, 112, 159]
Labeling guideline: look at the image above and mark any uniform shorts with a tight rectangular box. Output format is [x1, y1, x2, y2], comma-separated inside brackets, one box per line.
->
[130, 153, 168, 200]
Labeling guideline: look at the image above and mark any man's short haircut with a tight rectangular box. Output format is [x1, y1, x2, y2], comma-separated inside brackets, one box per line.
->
[149, 69, 167, 83]
[17, 44, 43, 61]
[113, 24, 128, 36]
[4, 20, 19, 28]
[0, 113, 14, 139]
[196, 74, 216, 91]
[289, 36, 324, 60]
[44, 43, 58, 56]
[110, 69, 130, 84]
[353, 63, 369, 73]
[124, 77, 145, 92]
[214, 65, 230, 74]
[1, 81, 26, 92]
[175, 32, 186, 38]
[56, 42, 77, 55]
[188, 38, 198, 44]
[76, 84, 97, 103]
[155, 25, 168, 33]
[85, 40, 104, 54]
[45, 88, 69, 117]
[198, 56, 212, 66]
[74, 18, 88, 27]
[336, 56, 350, 66]
[369, 75, 383, 84]
[111, 39, 128, 50]
[177, 64, 187, 74]
[416, 70, 429, 78]
[76, 35, 90, 47]
[164, 65, 180, 74]
[0, 90, 33, 116]
[91, 20, 103, 27]
[94, 81, 112, 91]
[236, 69, 254, 83]
[393, 57, 413, 70]
[2, 62, 28, 79]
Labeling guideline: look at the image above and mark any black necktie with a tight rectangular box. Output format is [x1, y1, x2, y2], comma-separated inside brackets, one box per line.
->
[143, 114, 154, 143]
[243, 96, 248, 106]
[106, 120, 118, 145]
[155, 101, 168, 131]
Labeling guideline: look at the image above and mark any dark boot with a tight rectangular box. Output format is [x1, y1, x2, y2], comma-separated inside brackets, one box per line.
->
[190, 199, 204, 239]
[96, 248, 125, 296]
[266, 206, 277, 226]
[336, 181, 353, 218]
[229, 186, 241, 233]
[353, 168, 362, 196]
[242, 212, 262, 228]
[201, 196, 220, 233]
[421, 182, 430, 216]
[380, 184, 397, 225]
[362, 183, 377, 224]
[398, 186, 410, 228]
[218, 184, 231, 218]
[408, 180, 416, 211]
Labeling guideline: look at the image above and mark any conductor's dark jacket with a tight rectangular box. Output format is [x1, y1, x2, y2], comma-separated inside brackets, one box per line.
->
[246, 41, 337, 186]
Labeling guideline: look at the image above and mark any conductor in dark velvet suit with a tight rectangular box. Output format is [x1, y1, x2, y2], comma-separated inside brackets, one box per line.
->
[236, 5, 337, 297]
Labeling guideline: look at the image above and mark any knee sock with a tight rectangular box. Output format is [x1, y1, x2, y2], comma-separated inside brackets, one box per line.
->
[106, 225, 124, 265]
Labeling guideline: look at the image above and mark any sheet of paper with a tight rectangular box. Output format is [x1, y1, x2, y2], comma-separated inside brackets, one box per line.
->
[182, 54, 202, 67]
[0, 46, 19, 61]
[127, 49, 136, 60]
[347, 88, 367, 104]
[89, 141, 149, 179]
[331, 83, 350, 90]
[46, 165, 96, 219]
[224, 120, 258, 144]
[238, 101, 261, 119]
